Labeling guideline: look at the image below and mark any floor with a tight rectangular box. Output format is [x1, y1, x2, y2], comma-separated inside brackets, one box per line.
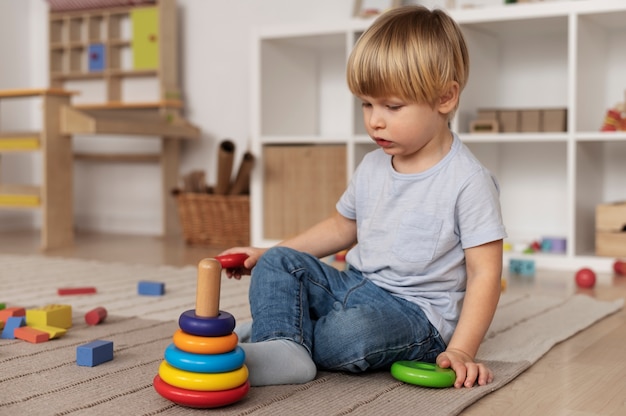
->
[1, 229, 625, 415]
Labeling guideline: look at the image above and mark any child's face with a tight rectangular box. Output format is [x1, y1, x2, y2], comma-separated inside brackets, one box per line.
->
[358, 95, 451, 172]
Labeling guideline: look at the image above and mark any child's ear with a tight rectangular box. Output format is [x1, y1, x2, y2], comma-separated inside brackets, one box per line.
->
[438, 82, 460, 115]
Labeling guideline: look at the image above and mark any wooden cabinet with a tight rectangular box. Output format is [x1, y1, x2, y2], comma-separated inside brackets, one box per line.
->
[251, 0, 626, 271]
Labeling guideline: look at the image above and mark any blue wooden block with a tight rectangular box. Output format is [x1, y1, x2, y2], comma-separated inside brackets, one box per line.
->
[1, 316, 26, 339]
[137, 281, 165, 296]
[77, 340, 114, 367]
[509, 258, 535, 276]
[88, 43, 105, 72]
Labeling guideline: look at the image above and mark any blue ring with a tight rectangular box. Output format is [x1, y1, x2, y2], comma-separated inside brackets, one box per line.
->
[178, 310, 236, 337]
[164, 343, 246, 373]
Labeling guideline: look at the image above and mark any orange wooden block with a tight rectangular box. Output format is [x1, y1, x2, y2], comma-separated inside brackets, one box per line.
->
[0, 307, 26, 322]
[14, 326, 50, 343]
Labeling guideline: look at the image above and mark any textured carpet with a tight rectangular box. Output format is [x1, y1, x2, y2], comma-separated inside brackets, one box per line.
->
[0, 254, 622, 416]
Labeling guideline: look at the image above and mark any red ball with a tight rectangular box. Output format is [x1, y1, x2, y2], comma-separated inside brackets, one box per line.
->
[613, 260, 626, 276]
[575, 268, 596, 289]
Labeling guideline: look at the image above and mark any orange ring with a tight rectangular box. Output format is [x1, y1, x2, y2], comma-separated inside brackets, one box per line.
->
[172, 329, 238, 354]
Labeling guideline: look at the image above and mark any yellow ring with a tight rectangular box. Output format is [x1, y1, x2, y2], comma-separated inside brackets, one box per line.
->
[172, 329, 238, 354]
[158, 361, 248, 391]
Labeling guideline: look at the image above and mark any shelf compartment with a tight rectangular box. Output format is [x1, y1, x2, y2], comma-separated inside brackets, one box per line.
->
[0, 132, 41, 151]
[459, 15, 569, 134]
[0, 184, 41, 208]
[262, 144, 346, 239]
[258, 32, 351, 137]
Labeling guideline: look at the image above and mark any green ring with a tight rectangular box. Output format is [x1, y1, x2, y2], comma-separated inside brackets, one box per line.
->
[391, 361, 456, 388]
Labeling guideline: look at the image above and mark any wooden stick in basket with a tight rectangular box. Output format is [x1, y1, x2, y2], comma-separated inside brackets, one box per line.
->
[215, 140, 235, 195]
[229, 151, 255, 195]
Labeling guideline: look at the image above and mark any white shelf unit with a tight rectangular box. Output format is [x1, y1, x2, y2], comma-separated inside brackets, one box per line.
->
[250, 0, 626, 271]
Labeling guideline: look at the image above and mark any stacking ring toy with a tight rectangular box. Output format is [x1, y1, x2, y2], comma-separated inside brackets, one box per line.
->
[172, 329, 238, 355]
[179, 309, 236, 337]
[165, 344, 246, 373]
[159, 361, 249, 391]
[391, 361, 456, 388]
[215, 253, 249, 269]
[153, 375, 250, 408]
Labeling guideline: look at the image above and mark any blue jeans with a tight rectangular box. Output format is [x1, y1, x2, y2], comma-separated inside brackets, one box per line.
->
[249, 247, 446, 373]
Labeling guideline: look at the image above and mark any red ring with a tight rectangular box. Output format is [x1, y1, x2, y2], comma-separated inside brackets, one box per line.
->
[153, 375, 249, 408]
[215, 253, 249, 269]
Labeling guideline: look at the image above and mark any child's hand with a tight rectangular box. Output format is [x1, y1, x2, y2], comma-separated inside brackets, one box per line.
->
[217, 247, 265, 279]
[436, 348, 493, 388]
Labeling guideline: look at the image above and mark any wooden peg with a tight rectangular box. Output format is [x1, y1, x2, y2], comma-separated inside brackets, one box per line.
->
[195, 258, 222, 318]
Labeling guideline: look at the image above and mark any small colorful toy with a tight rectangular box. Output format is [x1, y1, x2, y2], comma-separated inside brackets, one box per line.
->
[153, 254, 250, 408]
[138, 281, 166, 296]
[77, 340, 114, 367]
[575, 267, 596, 289]
[509, 258, 535, 276]
[85, 307, 108, 325]
[58, 287, 97, 295]
[391, 361, 456, 388]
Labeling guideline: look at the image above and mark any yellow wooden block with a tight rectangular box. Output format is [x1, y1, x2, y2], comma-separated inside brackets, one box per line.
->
[26, 304, 72, 329]
[28, 325, 67, 339]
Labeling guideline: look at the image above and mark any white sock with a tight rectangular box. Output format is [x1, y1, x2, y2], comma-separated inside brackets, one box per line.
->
[234, 321, 252, 342]
[238, 339, 317, 386]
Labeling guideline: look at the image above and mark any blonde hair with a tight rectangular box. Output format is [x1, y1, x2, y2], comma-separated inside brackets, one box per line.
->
[347, 6, 469, 115]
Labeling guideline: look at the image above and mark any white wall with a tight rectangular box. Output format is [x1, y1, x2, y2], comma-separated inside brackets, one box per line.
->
[0, 0, 353, 235]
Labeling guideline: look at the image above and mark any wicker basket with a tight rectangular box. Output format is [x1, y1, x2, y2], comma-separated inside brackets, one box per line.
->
[174, 191, 250, 247]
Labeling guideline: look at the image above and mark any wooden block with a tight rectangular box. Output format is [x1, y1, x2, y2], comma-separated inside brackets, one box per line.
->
[77, 340, 114, 367]
[0, 307, 26, 323]
[541, 108, 567, 132]
[1, 316, 26, 339]
[498, 110, 519, 133]
[596, 202, 626, 232]
[470, 119, 499, 134]
[14, 326, 50, 343]
[596, 232, 626, 257]
[520, 110, 541, 132]
[58, 287, 97, 295]
[477, 110, 497, 120]
[29, 325, 67, 339]
[596, 201, 626, 256]
[137, 281, 165, 296]
[26, 304, 72, 329]
[263, 145, 347, 239]
[84, 307, 108, 325]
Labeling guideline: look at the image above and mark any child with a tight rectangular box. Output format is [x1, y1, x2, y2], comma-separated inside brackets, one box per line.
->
[221, 5, 506, 389]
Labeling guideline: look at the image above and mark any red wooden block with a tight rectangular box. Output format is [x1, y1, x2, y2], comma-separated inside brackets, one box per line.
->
[85, 307, 108, 325]
[0, 307, 26, 322]
[58, 287, 97, 295]
[14, 327, 50, 343]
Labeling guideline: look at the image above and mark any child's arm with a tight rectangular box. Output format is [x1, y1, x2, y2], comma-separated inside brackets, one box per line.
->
[277, 210, 357, 258]
[220, 211, 356, 278]
[436, 239, 503, 388]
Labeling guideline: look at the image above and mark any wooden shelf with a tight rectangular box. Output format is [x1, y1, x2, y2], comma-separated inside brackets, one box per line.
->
[61, 106, 200, 139]
[0, 184, 41, 208]
[74, 152, 161, 163]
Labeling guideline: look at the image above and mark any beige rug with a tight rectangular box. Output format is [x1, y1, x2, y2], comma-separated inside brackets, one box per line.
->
[0, 254, 622, 415]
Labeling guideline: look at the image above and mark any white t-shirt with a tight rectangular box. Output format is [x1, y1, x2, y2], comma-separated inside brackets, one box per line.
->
[336, 134, 507, 343]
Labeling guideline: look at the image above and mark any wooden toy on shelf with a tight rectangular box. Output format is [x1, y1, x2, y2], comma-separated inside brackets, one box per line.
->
[470, 107, 567, 133]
